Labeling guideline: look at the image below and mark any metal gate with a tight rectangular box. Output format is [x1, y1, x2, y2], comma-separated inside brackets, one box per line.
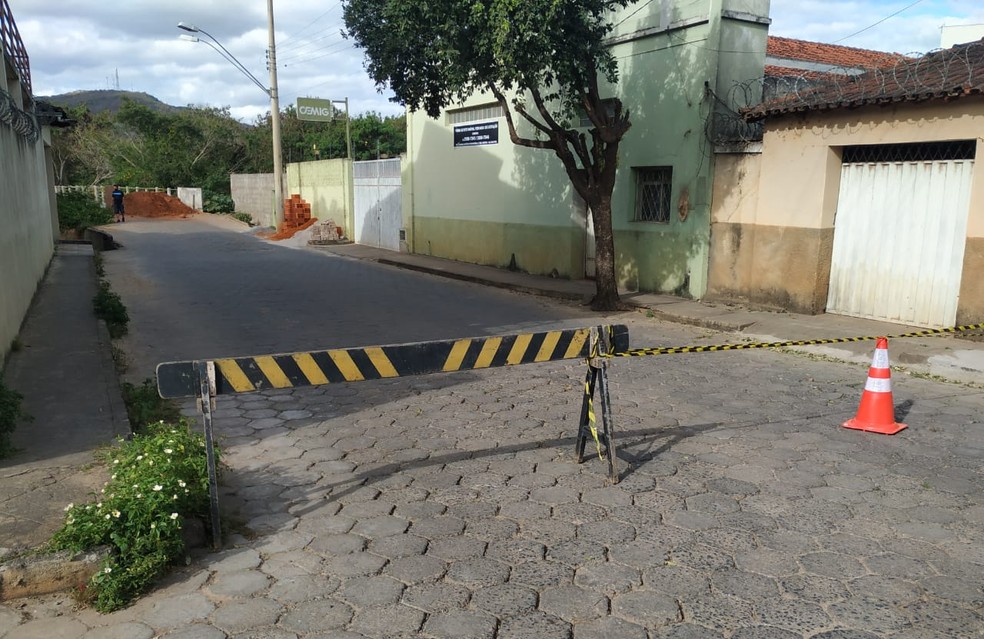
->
[353, 159, 402, 251]
[827, 158, 973, 327]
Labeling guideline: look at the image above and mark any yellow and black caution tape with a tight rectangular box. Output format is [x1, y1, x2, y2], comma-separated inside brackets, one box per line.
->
[602, 323, 984, 358]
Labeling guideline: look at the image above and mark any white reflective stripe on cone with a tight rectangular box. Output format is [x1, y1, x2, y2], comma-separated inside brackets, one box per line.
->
[872, 349, 890, 369]
[864, 377, 892, 393]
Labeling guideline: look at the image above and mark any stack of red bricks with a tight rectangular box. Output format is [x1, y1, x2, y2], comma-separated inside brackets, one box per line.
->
[283, 194, 312, 229]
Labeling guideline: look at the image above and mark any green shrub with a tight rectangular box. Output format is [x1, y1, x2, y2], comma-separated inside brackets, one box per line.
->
[57, 191, 113, 232]
[93, 281, 129, 338]
[122, 379, 180, 433]
[0, 381, 25, 458]
[202, 192, 234, 214]
[50, 420, 216, 612]
[230, 212, 254, 226]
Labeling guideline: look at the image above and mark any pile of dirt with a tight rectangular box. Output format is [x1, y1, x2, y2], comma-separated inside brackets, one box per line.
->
[264, 218, 319, 240]
[123, 192, 198, 218]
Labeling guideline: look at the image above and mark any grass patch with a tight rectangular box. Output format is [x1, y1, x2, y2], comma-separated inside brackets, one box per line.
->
[93, 281, 129, 338]
[57, 191, 113, 234]
[0, 381, 26, 458]
[49, 420, 216, 612]
[122, 379, 180, 433]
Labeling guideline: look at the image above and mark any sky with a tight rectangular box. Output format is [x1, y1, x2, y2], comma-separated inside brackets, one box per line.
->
[7, 0, 984, 122]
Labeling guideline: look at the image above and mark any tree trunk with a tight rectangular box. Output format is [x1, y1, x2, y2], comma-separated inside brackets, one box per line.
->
[589, 195, 619, 311]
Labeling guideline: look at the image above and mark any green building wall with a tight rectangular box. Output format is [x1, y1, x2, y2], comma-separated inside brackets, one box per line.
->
[406, 0, 770, 298]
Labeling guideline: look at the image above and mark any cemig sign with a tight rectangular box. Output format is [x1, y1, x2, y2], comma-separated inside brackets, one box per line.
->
[296, 97, 335, 123]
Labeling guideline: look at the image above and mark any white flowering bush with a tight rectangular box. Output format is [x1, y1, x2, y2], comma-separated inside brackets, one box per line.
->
[50, 419, 216, 612]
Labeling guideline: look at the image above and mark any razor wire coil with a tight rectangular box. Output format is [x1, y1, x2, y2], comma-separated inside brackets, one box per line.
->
[0, 86, 39, 143]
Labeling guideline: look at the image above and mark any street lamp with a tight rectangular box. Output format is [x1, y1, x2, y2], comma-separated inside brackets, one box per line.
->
[177, 3, 284, 228]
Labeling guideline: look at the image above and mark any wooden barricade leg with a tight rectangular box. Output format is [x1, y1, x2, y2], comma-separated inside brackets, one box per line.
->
[196, 361, 222, 550]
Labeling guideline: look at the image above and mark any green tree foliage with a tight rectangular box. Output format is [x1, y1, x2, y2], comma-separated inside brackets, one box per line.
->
[56, 191, 114, 233]
[343, 0, 632, 310]
[50, 99, 407, 194]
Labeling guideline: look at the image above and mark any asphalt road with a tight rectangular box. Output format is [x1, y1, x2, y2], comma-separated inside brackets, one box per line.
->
[102, 217, 606, 382]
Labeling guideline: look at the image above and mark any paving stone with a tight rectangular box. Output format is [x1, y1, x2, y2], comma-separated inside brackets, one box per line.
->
[209, 599, 283, 634]
[384, 555, 448, 583]
[267, 573, 340, 602]
[611, 590, 680, 628]
[308, 533, 367, 556]
[427, 536, 487, 561]
[608, 539, 669, 569]
[546, 539, 607, 566]
[278, 598, 353, 633]
[919, 575, 984, 603]
[337, 575, 406, 606]
[863, 552, 934, 578]
[392, 500, 446, 519]
[486, 539, 546, 564]
[323, 552, 388, 577]
[510, 560, 575, 588]
[649, 622, 724, 638]
[573, 560, 642, 594]
[806, 631, 881, 639]
[826, 596, 910, 633]
[682, 593, 754, 632]
[539, 585, 608, 622]
[754, 599, 831, 635]
[529, 486, 580, 504]
[350, 515, 411, 537]
[410, 516, 467, 538]
[445, 557, 510, 588]
[497, 611, 572, 639]
[421, 609, 498, 639]
[711, 569, 779, 600]
[572, 616, 648, 639]
[402, 582, 471, 612]
[227, 627, 302, 639]
[779, 574, 851, 603]
[81, 622, 155, 639]
[500, 501, 552, 520]
[686, 492, 741, 514]
[469, 583, 539, 616]
[519, 517, 578, 544]
[667, 542, 735, 572]
[368, 533, 429, 559]
[664, 510, 720, 531]
[901, 600, 984, 635]
[552, 502, 609, 525]
[347, 603, 425, 638]
[577, 519, 636, 544]
[205, 569, 271, 598]
[465, 517, 520, 541]
[211, 548, 263, 573]
[139, 593, 217, 628]
[254, 531, 315, 554]
[730, 626, 801, 639]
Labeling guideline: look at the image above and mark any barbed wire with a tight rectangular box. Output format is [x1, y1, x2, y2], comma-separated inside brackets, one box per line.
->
[705, 39, 984, 145]
[0, 86, 39, 143]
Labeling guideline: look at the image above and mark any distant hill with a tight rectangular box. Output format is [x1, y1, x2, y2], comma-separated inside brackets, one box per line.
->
[40, 90, 182, 115]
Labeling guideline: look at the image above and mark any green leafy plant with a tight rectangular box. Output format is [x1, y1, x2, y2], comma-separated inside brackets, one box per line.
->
[202, 192, 234, 214]
[122, 379, 180, 433]
[50, 420, 216, 612]
[56, 191, 113, 232]
[93, 281, 129, 338]
[0, 381, 26, 458]
[230, 212, 254, 225]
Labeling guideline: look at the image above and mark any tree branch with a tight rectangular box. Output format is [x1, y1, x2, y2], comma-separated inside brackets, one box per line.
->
[488, 83, 551, 150]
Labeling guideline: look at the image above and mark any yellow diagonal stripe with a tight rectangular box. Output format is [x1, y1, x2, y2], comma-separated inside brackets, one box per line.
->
[535, 331, 562, 362]
[329, 350, 365, 381]
[565, 329, 589, 359]
[507, 334, 533, 365]
[474, 337, 502, 369]
[443, 339, 471, 372]
[292, 352, 329, 385]
[254, 356, 293, 388]
[365, 347, 399, 378]
[216, 359, 255, 393]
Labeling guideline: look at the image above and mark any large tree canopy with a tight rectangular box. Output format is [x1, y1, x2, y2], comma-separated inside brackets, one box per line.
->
[344, 0, 633, 310]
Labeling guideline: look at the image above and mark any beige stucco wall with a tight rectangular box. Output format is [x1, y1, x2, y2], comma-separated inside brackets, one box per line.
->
[708, 98, 984, 318]
[286, 159, 352, 235]
[1, 61, 56, 363]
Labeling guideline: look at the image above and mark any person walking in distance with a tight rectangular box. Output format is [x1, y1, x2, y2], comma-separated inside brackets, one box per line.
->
[111, 185, 125, 223]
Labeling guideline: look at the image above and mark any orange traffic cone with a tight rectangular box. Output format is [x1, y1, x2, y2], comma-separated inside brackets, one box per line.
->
[843, 337, 907, 435]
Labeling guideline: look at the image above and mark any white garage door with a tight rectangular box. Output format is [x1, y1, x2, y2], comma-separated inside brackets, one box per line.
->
[353, 159, 403, 251]
[827, 142, 974, 328]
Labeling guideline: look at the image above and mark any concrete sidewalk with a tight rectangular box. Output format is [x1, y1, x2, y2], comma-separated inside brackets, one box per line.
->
[310, 243, 984, 385]
[0, 244, 129, 552]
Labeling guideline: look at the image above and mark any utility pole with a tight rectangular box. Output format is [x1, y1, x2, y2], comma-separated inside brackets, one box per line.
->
[267, 0, 284, 228]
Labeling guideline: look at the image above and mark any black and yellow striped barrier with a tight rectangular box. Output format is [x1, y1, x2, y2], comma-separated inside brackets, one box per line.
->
[602, 323, 984, 358]
[156, 325, 630, 399]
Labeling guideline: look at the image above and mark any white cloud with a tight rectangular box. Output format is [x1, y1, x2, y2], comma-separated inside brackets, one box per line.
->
[8, 0, 984, 120]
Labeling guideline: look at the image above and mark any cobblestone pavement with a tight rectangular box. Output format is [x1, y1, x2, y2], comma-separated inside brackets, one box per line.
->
[4, 315, 983, 638]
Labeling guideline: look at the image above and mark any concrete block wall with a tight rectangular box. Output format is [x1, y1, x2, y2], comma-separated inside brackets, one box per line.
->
[231, 173, 280, 227]
[176, 187, 203, 211]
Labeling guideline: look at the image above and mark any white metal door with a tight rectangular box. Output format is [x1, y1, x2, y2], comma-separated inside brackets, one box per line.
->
[827, 159, 973, 327]
[353, 159, 402, 251]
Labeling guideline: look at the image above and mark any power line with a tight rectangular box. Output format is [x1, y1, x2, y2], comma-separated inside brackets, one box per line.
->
[279, 1, 342, 47]
[833, 0, 927, 44]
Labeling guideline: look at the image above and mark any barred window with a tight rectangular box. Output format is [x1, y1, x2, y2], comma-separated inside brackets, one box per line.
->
[634, 167, 672, 223]
[447, 103, 504, 125]
[842, 141, 976, 163]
